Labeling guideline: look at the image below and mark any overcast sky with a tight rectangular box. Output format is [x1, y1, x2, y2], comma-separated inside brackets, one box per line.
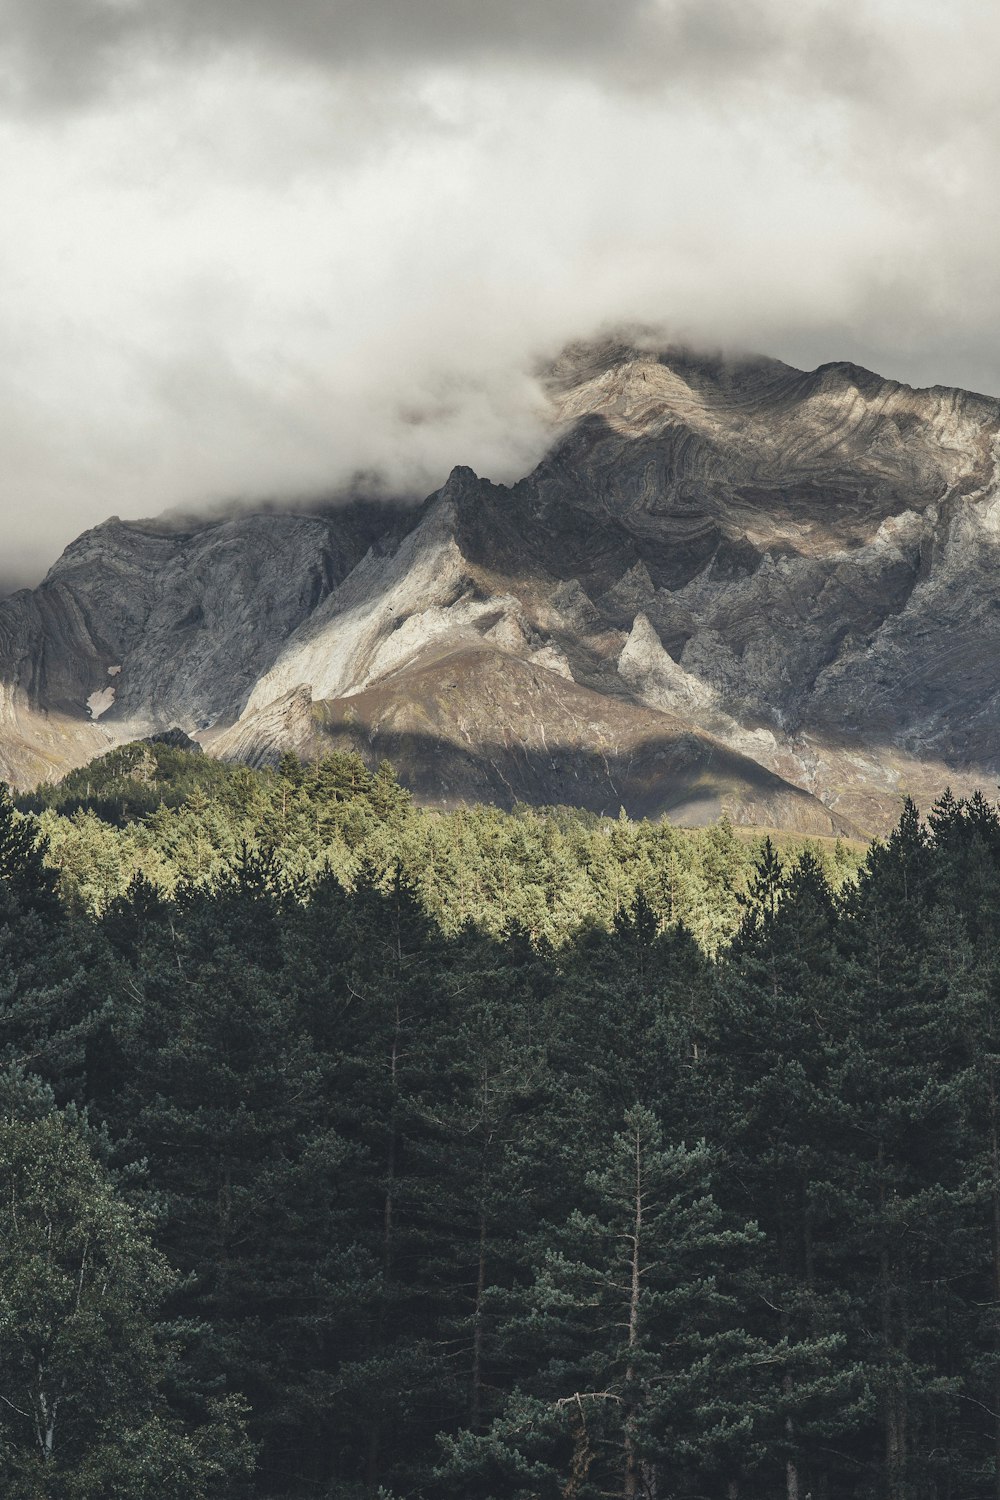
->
[1, 0, 999, 590]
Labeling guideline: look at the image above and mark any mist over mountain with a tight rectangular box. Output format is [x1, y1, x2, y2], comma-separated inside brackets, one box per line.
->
[1, 338, 997, 835]
[4, 3, 1000, 590]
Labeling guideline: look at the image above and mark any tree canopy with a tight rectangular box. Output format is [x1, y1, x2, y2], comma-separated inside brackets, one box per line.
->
[3, 747, 999, 1497]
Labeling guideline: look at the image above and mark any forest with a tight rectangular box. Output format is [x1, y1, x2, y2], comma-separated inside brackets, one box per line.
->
[2, 740, 999, 1499]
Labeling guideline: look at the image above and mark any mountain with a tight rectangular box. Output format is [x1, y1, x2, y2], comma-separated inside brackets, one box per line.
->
[3, 339, 999, 833]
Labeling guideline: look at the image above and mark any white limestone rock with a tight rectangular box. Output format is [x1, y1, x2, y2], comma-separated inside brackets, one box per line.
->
[618, 615, 714, 710]
[4, 344, 1000, 834]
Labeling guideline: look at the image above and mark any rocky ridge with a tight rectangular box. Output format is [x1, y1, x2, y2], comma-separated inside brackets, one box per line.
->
[2, 340, 999, 833]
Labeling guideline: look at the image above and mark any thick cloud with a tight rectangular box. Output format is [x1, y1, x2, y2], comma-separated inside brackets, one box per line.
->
[0, 0, 838, 107]
[0, 1, 999, 586]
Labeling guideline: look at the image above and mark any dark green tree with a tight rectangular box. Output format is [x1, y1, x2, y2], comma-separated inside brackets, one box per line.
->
[709, 848, 871, 1499]
[0, 1110, 253, 1499]
[0, 787, 104, 1104]
[442, 1106, 768, 1498]
[833, 801, 979, 1498]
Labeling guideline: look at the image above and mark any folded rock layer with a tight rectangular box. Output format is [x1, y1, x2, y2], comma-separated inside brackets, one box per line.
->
[3, 341, 999, 834]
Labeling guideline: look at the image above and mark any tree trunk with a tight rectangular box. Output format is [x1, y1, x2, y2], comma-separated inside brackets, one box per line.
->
[879, 1138, 907, 1500]
[776, 1212, 800, 1500]
[471, 1203, 487, 1430]
[365, 1427, 380, 1496]
[369, 966, 402, 1496]
[785, 1381, 800, 1500]
[624, 1123, 643, 1500]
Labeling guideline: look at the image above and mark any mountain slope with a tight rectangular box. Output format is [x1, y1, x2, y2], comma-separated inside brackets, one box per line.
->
[2, 340, 998, 832]
[215, 645, 851, 833]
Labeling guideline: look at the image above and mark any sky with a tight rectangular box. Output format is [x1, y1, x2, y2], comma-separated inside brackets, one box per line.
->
[1, 0, 999, 590]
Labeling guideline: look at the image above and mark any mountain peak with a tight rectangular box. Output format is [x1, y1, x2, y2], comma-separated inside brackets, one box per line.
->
[2, 346, 1000, 834]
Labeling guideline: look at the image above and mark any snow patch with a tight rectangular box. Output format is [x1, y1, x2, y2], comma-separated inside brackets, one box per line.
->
[87, 687, 116, 720]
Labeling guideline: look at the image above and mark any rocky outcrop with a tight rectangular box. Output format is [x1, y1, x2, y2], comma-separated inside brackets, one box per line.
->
[0, 501, 414, 785]
[2, 340, 999, 832]
[618, 613, 716, 713]
[214, 646, 851, 833]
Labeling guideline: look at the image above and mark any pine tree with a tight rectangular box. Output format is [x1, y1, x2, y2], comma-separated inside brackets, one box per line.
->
[278, 863, 459, 1493]
[101, 863, 359, 1497]
[709, 848, 871, 1498]
[442, 1106, 768, 1498]
[0, 786, 105, 1104]
[833, 800, 979, 1497]
[0, 783, 60, 918]
[406, 923, 557, 1442]
[0, 1110, 253, 1498]
[925, 791, 1000, 1495]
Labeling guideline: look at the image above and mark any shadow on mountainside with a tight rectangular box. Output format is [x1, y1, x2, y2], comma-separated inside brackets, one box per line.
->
[299, 712, 859, 837]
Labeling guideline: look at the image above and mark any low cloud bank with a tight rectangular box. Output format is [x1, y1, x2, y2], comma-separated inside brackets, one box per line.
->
[0, 2, 998, 585]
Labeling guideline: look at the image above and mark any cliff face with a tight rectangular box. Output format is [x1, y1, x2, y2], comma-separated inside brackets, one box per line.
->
[3, 341, 999, 833]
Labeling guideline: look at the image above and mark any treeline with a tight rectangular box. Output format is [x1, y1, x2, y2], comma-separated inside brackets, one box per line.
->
[2, 749, 1000, 1497]
[24, 742, 860, 952]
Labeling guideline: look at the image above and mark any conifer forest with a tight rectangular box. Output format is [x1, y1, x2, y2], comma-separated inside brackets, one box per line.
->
[5, 741, 1000, 1499]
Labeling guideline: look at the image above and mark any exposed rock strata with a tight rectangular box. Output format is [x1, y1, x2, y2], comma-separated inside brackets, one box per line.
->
[214, 648, 852, 834]
[2, 341, 999, 833]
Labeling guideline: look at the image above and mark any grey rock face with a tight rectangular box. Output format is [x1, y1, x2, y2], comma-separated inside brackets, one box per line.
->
[2, 341, 999, 832]
[216, 646, 853, 835]
[0, 500, 413, 781]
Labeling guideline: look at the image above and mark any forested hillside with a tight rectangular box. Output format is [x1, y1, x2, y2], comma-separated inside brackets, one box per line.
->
[2, 747, 999, 1497]
[21, 741, 861, 952]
